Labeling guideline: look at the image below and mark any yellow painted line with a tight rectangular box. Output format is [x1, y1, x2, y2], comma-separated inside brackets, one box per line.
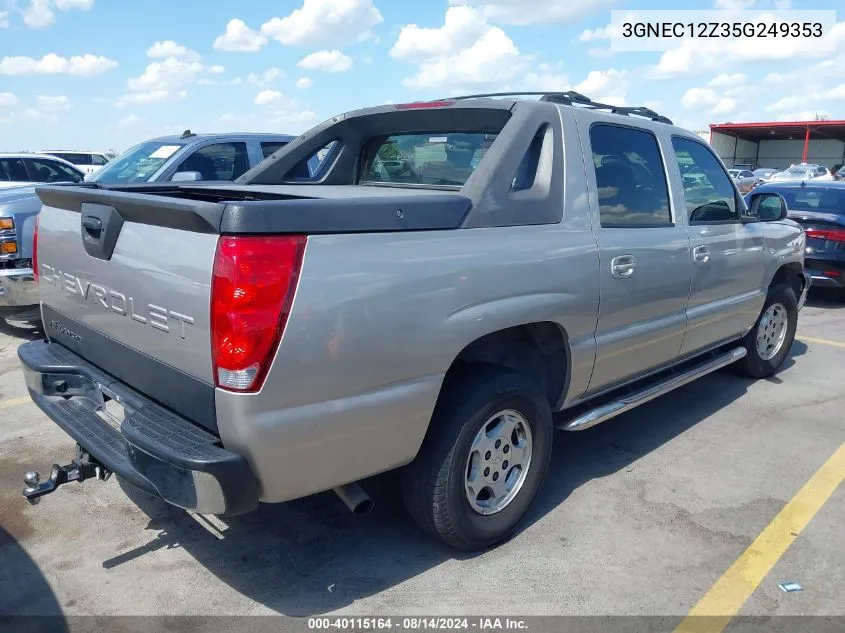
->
[798, 336, 845, 350]
[674, 443, 845, 633]
[0, 395, 33, 410]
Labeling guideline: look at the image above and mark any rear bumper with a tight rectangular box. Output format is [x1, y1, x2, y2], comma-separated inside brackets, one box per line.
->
[17, 339, 259, 516]
[0, 267, 38, 310]
[804, 257, 844, 290]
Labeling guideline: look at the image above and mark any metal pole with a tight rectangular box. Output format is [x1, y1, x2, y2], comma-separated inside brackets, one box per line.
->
[802, 126, 810, 163]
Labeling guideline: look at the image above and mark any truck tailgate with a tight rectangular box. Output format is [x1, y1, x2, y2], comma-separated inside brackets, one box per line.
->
[35, 187, 221, 431]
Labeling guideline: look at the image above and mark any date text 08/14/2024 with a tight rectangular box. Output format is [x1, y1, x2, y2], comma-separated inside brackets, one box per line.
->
[307, 618, 529, 631]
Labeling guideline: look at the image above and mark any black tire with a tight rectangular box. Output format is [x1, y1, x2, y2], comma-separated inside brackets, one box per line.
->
[732, 282, 798, 378]
[402, 364, 554, 551]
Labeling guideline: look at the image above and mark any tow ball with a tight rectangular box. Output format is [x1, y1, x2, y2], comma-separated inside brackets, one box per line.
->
[22, 447, 112, 505]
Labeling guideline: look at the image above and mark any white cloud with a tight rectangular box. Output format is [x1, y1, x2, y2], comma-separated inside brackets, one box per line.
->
[828, 84, 845, 100]
[522, 73, 570, 92]
[774, 110, 829, 122]
[714, 0, 757, 8]
[297, 50, 353, 73]
[0, 11, 9, 27]
[117, 114, 141, 125]
[296, 77, 313, 89]
[21, 0, 55, 27]
[653, 20, 845, 78]
[36, 95, 71, 111]
[390, 6, 489, 62]
[246, 67, 283, 87]
[390, 7, 529, 91]
[681, 87, 739, 117]
[214, 18, 268, 52]
[0, 53, 117, 76]
[127, 58, 204, 92]
[197, 78, 215, 86]
[116, 48, 222, 107]
[217, 108, 320, 135]
[0, 92, 19, 107]
[114, 89, 187, 108]
[19, 0, 92, 28]
[147, 40, 201, 62]
[53, 0, 94, 9]
[449, 0, 619, 26]
[260, 0, 383, 47]
[573, 69, 629, 98]
[578, 24, 621, 42]
[254, 90, 285, 105]
[708, 73, 746, 88]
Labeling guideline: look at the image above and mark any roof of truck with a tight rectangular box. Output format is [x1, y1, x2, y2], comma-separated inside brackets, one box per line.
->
[147, 132, 297, 143]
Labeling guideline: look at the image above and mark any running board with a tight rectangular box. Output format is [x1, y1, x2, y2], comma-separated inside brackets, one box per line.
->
[557, 346, 747, 432]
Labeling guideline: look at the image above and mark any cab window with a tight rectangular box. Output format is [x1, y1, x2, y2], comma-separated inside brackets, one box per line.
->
[589, 124, 672, 228]
[672, 137, 739, 223]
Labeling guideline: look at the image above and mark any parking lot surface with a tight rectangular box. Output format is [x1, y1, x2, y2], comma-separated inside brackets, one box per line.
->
[1, 294, 843, 620]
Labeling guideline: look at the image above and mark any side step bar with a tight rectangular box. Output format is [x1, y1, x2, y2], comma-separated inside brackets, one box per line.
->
[557, 346, 747, 432]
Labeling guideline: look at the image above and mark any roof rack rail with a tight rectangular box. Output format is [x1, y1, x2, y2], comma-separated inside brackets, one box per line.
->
[445, 91, 673, 125]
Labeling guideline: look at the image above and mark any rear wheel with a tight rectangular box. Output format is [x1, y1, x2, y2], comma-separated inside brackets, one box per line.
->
[732, 283, 798, 378]
[402, 366, 554, 551]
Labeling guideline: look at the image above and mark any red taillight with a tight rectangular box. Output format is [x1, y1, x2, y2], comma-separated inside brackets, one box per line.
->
[210, 235, 306, 393]
[32, 214, 40, 284]
[394, 100, 455, 109]
[805, 227, 845, 242]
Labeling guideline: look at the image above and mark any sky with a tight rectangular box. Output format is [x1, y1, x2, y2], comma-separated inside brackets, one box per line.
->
[0, 0, 843, 153]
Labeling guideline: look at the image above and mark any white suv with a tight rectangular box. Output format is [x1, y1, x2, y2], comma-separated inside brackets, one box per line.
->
[38, 150, 113, 177]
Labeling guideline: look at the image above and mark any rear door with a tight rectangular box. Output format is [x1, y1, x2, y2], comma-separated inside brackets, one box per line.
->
[670, 136, 768, 356]
[582, 120, 692, 393]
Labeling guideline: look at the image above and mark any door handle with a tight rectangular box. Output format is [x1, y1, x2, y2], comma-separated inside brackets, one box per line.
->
[693, 246, 711, 266]
[611, 255, 636, 279]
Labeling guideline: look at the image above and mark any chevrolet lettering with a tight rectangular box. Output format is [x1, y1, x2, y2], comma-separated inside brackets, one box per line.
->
[40, 264, 195, 338]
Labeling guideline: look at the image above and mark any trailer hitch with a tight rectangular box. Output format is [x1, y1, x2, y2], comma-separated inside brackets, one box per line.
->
[22, 446, 112, 505]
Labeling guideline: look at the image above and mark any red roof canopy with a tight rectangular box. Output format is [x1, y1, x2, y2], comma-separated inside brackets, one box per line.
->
[710, 120, 845, 142]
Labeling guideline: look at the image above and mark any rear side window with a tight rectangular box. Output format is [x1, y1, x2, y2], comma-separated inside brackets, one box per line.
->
[780, 187, 845, 213]
[589, 124, 672, 228]
[672, 137, 739, 223]
[0, 158, 30, 181]
[173, 142, 250, 181]
[24, 158, 83, 183]
[359, 132, 499, 187]
[261, 142, 288, 159]
[90, 154, 109, 166]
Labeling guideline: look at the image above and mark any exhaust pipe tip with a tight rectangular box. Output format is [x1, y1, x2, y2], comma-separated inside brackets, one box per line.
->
[333, 483, 374, 515]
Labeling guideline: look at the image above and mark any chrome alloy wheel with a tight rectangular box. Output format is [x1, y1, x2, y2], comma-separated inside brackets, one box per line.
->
[756, 302, 789, 361]
[464, 409, 533, 516]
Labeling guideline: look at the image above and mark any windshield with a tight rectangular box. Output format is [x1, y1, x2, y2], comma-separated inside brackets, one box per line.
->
[359, 132, 497, 187]
[728, 170, 740, 177]
[754, 169, 775, 176]
[90, 141, 185, 184]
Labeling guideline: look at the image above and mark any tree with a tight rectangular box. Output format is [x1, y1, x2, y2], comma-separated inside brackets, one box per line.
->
[814, 113, 829, 121]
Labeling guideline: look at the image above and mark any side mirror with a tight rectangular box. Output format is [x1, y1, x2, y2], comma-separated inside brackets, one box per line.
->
[172, 171, 201, 182]
[748, 192, 788, 222]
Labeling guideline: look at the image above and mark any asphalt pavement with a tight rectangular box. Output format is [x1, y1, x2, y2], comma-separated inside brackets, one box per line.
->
[1, 293, 843, 623]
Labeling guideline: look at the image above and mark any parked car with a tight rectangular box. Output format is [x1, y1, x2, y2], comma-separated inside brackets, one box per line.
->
[38, 150, 114, 177]
[753, 168, 779, 184]
[87, 131, 295, 185]
[0, 153, 85, 188]
[834, 165, 845, 181]
[728, 168, 758, 193]
[749, 181, 845, 300]
[0, 185, 40, 315]
[0, 132, 295, 315]
[770, 163, 834, 182]
[19, 93, 809, 551]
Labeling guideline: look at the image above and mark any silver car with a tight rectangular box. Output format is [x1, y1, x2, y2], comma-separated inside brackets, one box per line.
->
[728, 168, 758, 193]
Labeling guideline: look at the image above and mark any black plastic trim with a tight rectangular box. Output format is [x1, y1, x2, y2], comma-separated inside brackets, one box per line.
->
[35, 183, 472, 235]
[18, 339, 260, 516]
[41, 305, 218, 433]
[35, 184, 223, 234]
[220, 195, 472, 234]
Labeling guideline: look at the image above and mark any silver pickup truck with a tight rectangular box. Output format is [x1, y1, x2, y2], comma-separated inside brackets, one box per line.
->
[18, 92, 810, 551]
